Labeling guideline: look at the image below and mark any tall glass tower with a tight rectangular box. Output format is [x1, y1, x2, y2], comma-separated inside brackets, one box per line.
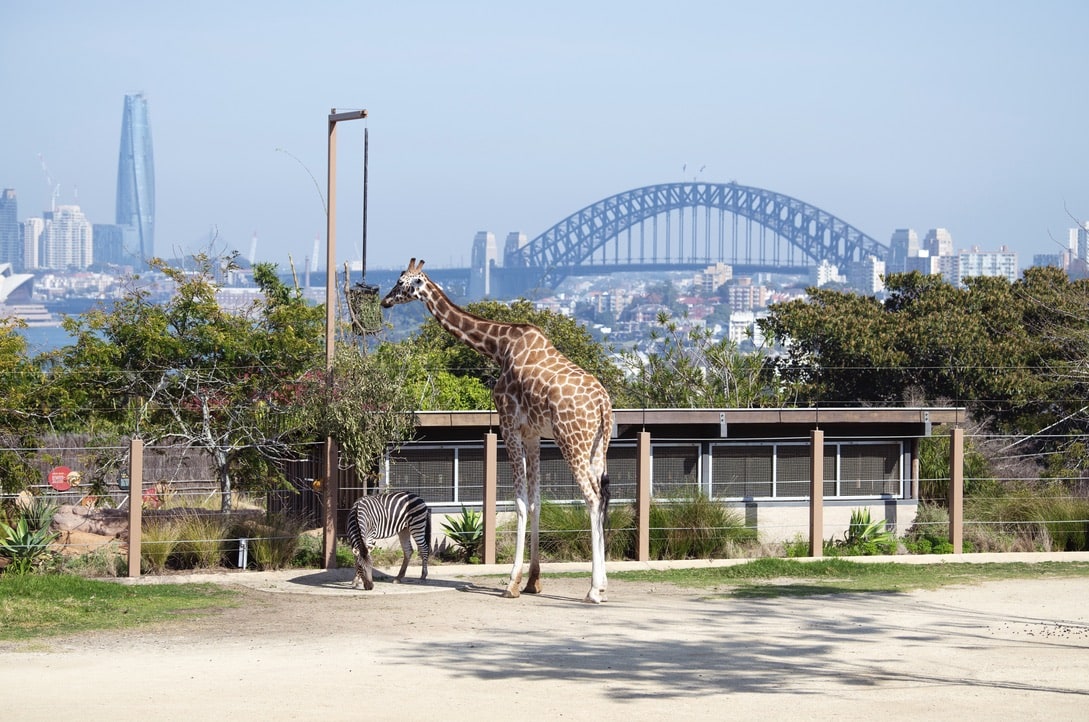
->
[115, 93, 155, 264]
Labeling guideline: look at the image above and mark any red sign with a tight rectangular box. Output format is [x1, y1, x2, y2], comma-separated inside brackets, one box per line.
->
[48, 466, 72, 491]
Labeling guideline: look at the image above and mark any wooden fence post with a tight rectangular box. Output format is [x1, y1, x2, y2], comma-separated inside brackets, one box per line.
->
[127, 437, 143, 578]
[636, 431, 651, 562]
[322, 437, 339, 570]
[809, 429, 824, 558]
[949, 426, 964, 554]
[483, 432, 497, 565]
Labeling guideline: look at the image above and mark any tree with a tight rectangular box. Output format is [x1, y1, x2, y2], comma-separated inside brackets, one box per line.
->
[614, 311, 780, 409]
[758, 267, 1089, 481]
[0, 321, 49, 495]
[54, 254, 327, 510]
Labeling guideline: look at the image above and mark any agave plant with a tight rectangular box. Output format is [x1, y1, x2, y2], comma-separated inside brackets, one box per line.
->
[836, 508, 896, 555]
[441, 507, 484, 563]
[0, 516, 60, 575]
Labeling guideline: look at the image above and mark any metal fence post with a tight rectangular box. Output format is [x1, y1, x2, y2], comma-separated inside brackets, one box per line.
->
[127, 437, 143, 577]
[809, 429, 824, 557]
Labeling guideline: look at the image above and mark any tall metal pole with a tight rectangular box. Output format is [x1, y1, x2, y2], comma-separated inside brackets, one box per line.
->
[323, 107, 367, 570]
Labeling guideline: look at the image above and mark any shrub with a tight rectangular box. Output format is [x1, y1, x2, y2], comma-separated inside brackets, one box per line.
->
[140, 519, 182, 573]
[237, 514, 308, 570]
[173, 512, 229, 569]
[648, 491, 754, 560]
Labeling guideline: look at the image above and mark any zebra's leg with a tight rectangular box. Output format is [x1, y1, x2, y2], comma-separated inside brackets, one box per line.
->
[350, 541, 366, 589]
[360, 545, 375, 591]
[393, 528, 413, 583]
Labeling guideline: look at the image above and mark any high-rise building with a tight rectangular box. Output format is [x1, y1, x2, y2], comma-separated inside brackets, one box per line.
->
[22, 217, 43, 270]
[923, 228, 953, 257]
[0, 189, 19, 270]
[469, 231, 498, 299]
[938, 245, 1018, 287]
[887, 228, 919, 274]
[115, 93, 155, 264]
[42, 205, 93, 270]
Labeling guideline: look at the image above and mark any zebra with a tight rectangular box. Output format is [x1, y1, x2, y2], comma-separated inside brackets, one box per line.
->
[345, 490, 431, 590]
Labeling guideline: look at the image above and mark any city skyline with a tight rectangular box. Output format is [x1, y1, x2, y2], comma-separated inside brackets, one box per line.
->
[2, 2, 1087, 273]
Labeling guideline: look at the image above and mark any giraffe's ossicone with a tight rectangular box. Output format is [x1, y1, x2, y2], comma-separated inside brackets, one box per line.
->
[381, 258, 613, 603]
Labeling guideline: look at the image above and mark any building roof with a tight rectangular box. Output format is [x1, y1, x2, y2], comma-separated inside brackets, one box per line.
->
[0, 263, 34, 304]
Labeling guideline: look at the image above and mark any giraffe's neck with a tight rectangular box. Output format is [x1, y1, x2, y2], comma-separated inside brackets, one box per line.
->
[420, 281, 506, 363]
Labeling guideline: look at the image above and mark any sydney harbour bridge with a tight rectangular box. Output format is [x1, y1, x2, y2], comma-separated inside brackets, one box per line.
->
[369, 181, 890, 300]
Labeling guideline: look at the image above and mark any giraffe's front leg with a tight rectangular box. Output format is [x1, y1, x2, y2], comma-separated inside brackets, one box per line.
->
[504, 493, 528, 598]
[523, 440, 542, 594]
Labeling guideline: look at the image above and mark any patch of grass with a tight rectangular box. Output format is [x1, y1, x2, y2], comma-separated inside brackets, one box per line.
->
[610, 558, 1089, 598]
[0, 574, 238, 641]
[649, 492, 755, 559]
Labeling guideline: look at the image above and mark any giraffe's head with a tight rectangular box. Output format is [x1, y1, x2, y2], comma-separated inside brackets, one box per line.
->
[380, 258, 428, 308]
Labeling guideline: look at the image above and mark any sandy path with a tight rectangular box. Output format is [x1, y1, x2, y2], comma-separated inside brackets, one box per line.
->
[2, 568, 1088, 721]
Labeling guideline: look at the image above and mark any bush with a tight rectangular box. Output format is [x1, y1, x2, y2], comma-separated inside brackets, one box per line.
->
[494, 500, 636, 563]
[236, 514, 308, 570]
[648, 491, 753, 560]
[140, 519, 182, 573]
[903, 503, 956, 554]
[173, 512, 229, 569]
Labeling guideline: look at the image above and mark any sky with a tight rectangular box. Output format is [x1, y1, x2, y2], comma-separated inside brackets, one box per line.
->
[3, 1, 1088, 275]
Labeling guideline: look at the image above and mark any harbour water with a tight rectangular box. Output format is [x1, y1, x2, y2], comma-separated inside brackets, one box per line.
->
[15, 324, 76, 354]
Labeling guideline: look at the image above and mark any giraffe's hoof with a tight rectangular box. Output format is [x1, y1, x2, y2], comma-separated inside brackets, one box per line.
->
[584, 589, 605, 604]
[502, 581, 521, 598]
[523, 579, 542, 595]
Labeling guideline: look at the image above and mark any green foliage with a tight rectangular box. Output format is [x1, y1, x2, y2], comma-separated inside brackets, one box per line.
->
[614, 312, 780, 408]
[759, 267, 1089, 471]
[296, 343, 418, 472]
[140, 518, 182, 573]
[173, 512, 229, 568]
[535, 500, 634, 561]
[903, 503, 956, 554]
[917, 431, 996, 501]
[236, 514, 308, 570]
[829, 508, 896, 556]
[965, 485, 1089, 552]
[648, 492, 754, 560]
[53, 254, 328, 511]
[441, 507, 484, 563]
[0, 510, 60, 575]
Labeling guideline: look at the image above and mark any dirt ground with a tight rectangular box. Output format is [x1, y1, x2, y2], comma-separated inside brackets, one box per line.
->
[3, 561, 1089, 721]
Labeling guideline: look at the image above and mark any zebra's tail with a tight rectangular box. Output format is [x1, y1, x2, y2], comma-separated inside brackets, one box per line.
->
[424, 508, 433, 556]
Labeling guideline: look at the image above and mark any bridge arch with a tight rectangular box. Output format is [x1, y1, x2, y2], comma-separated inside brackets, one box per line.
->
[501, 182, 888, 292]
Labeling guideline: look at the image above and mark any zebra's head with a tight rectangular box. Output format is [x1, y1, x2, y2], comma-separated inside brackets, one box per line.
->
[380, 258, 428, 308]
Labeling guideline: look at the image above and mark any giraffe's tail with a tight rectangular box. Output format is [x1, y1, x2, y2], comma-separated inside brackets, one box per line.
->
[600, 471, 611, 544]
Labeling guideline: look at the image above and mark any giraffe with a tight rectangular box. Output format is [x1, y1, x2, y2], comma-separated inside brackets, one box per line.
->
[381, 258, 613, 603]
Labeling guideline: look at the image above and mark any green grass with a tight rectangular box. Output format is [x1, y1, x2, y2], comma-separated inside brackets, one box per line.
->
[0, 574, 238, 641]
[610, 558, 1089, 598]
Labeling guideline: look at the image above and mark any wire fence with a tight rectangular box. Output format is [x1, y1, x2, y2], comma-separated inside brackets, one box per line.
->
[3, 427, 1089, 575]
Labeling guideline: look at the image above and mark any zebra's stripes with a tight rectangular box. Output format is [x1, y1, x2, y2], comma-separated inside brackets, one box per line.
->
[345, 490, 431, 590]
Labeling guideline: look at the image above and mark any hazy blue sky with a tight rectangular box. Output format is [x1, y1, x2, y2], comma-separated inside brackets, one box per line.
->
[3, 1, 1087, 274]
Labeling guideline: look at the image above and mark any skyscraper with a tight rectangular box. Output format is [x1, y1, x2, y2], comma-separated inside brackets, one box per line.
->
[115, 93, 155, 264]
[0, 189, 19, 270]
